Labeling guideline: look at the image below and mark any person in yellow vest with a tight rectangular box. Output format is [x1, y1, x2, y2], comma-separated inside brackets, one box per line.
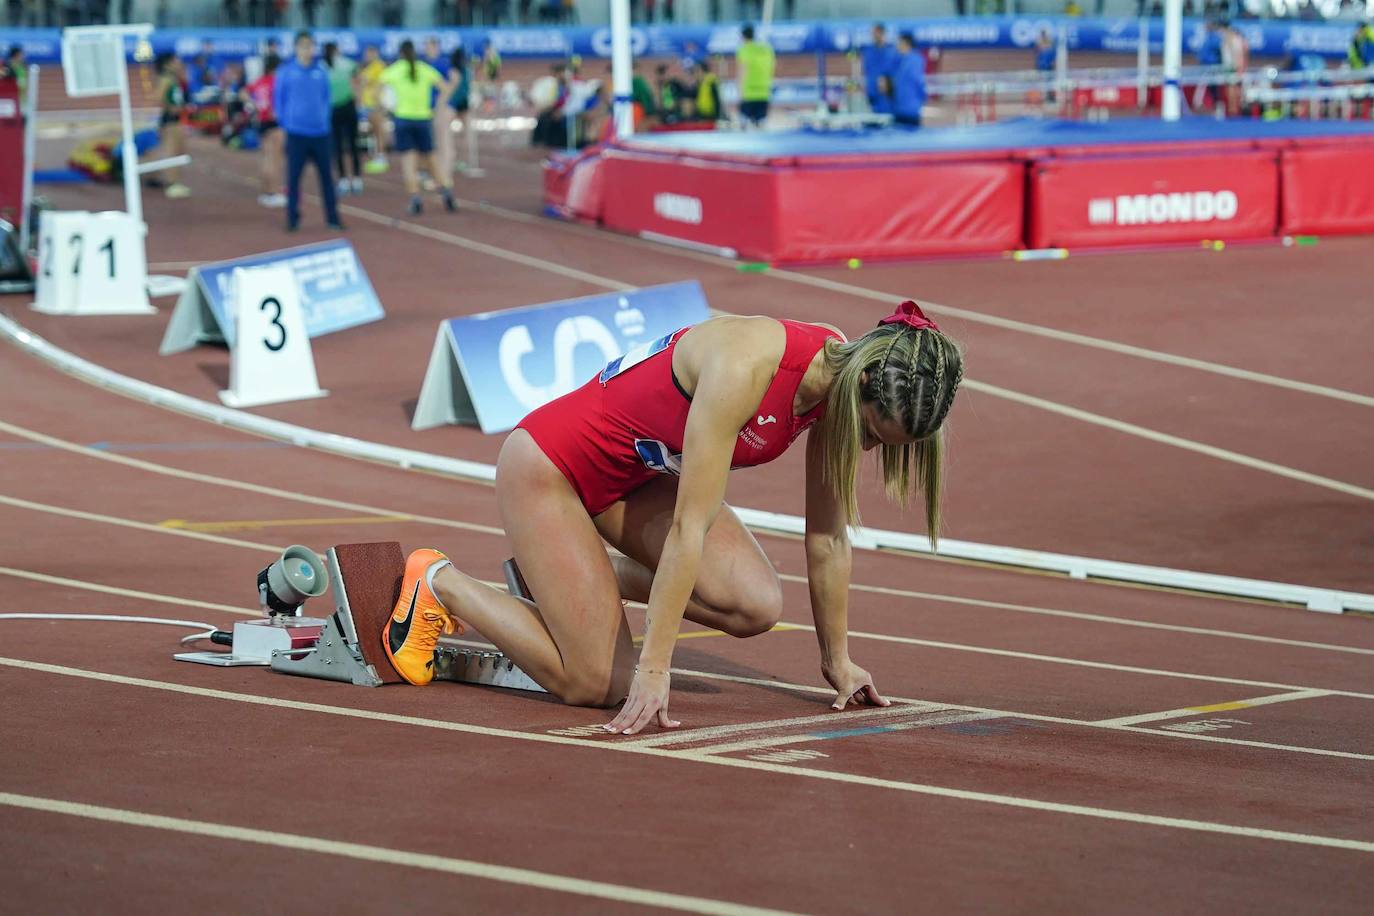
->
[1350, 22, 1374, 70]
[357, 44, 389, 174]
[694, 58, 721, 122]
[380, 39, 457, 215]
[735, 24, 774, 128]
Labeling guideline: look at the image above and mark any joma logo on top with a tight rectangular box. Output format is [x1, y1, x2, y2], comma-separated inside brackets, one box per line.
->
[1088, 190, 1239, 226]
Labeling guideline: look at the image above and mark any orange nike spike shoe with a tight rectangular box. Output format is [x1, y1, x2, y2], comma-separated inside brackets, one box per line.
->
[382, 548, 465, 685]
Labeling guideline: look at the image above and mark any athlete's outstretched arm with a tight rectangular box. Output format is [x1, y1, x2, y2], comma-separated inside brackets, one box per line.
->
[803, 427, 890, 710]
[605, 345, 771, 735]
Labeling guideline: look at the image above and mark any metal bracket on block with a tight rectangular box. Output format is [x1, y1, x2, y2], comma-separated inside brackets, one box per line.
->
[269, 547, 385, 687]
[434, 640, 546, 693]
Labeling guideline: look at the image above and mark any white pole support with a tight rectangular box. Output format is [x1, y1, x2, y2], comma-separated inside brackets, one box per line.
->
[609, 0, 634, 138]
[761, 0, 775, 29]
[1137, 18, 1149, 111]
[19, 63, 39, 256]
[114, 31, 142, 223]
[137, 154, 191, 175]
[1162, 0, 1183, 121]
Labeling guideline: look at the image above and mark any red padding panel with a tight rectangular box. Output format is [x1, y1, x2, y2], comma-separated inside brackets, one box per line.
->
[1281, 145, 1374, 236]
[772, 160, 1023, 262]
[599, 151, 778, 261]
[1029, 150, 1279, 249]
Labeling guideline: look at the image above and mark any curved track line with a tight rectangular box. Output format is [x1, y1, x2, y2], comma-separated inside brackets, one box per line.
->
[965, 380, 1374, 501]
[4, 571, 1366, 762]
[6, 659, 1374, 854]
[0, 793, 792, 916]
[6, 491, 1371, 698]
[6, 417, 1370, 656]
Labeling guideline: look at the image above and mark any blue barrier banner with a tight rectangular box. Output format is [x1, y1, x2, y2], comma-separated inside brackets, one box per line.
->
[1, 17, 1363, 64]
[411, 280, 710, 434]
[159, 239, 385, 355]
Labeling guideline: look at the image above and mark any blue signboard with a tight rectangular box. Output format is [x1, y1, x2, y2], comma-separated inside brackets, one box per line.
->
[2, 17, 1365, 64]
[411, 280, 710, 434]
[160, 239, 385, 355]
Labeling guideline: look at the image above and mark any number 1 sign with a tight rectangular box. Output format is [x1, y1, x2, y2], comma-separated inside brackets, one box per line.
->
[32, 211, 155, 315]
[219, 265, 328, 409]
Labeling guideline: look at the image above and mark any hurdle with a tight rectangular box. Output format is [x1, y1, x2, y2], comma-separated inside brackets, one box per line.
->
[270, 542, 544, 693]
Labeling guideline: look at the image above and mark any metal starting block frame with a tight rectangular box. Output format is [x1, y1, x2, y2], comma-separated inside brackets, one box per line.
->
[269, 542, 545, 693]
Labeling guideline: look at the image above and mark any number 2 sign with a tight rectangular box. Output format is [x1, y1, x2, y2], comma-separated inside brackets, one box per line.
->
[219, 264, 328, 409]
[32, 211, 155, 316]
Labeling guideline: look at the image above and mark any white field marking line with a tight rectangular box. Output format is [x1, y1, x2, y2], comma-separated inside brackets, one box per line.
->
[774, 573, 1374, 657]
[7, 417, 1370, 657]
[6, 562, 1365, 765]
[9, 490, 1374, 702]
[6, 659, 1374, 856]
[678, 669, 1374, 763]
[783, 622, 1374, 700]
[0, 567, 251, 616]
[1094, 689, 1334, 728]
[0, 793, 794, 916]
[619, 701, 942, 748]
[685, 710, 1004, 758]
[428, 163, 1374, 409]
[0, 418, 504, 537]
[965, 380, 1374, 502]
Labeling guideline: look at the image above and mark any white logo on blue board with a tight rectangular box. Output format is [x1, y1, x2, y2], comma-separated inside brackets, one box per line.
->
[499, 316, 621, 410]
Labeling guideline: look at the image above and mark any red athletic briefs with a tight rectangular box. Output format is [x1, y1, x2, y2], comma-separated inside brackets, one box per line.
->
[516, 319, 842, 516]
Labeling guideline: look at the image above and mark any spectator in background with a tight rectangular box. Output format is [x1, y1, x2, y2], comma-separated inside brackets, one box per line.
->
[301, 0, 319, 26]
[274, 30, 343, 232]
[861, 24, 898, 113]
[444, 48, 472, 174]
[693, 57, 721, 122]
[1349, 19, 1374, 69]
[423, 37, 453, 185]
[357, 44, 389, 173]
[891, 31, 926, 128]
[381, 39, 457, 215]
[336, 0, 352, 27]
[1192, 18, 1222, 113]
[152, 53, 191, 198]
[735, 23, 774, 127]
[2, 45, 26, 98]
[630, 58, 656, 125]
[246, 52, 285, 208]
[324, 42, 362, 196]
[1218, 19, 1248, 116]
[1034, 29, 1055, 74]
[186, 43, 218, 100]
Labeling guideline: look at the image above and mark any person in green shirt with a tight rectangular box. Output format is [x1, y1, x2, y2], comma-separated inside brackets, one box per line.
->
[380, 39, 457, 215]
[2, 45, 26, 100]
[323, 42, 362, 195]
[735, 24, 774, 127]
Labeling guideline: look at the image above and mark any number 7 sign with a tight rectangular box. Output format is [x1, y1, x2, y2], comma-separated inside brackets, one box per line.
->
[219, 264, 328, 409]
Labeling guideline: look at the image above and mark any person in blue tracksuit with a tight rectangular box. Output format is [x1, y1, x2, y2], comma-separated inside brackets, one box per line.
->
[891, 32, 926, 128]
[861, 23, 899, 113]
[274, 30, 342, 232]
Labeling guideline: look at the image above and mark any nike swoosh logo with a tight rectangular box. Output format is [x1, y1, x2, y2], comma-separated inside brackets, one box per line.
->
[388, 580, 421, 655]
[757, 415, 777, 426]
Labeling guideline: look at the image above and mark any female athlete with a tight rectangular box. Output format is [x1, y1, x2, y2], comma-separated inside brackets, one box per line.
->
[382, 302, 963, 735]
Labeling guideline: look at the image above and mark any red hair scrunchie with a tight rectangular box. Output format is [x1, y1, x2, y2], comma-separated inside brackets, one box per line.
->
[878, 300, 940, 333]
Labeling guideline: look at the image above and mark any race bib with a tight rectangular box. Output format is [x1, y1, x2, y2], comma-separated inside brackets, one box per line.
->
[598, 331, 676, 385]
[635, 439, 683, 476]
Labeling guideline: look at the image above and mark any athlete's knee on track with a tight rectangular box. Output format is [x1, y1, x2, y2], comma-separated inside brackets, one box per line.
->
[556, 659, 631, 708]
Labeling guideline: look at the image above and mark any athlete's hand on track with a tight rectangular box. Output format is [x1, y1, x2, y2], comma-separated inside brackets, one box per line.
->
[604, 668, 680, 735]
[823, 659, 890, 711]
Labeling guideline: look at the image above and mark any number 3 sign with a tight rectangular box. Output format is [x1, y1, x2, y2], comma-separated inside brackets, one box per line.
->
[219, 264, 328, 408]
[32, 211, 155, 316]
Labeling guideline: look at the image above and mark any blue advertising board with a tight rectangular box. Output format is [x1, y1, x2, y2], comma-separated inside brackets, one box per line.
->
[1, 17, 1363, 64]
[411, 280, 710, 434]
[159, 239, 385, 355]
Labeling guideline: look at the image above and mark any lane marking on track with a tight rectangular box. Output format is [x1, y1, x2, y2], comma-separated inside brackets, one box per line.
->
[0, 792, 793, 916]
[159, 515, 412, 532]
[965, 380, 1374, 502]
[6, 658, 1374, 854]
[7, 491, 1374, 701]
[372, 153, 1374, 410]
[1094, 689, 1333, 727]
[684, 709, 1004, 758]
[0, 567, 250, 615]
[4, 418, 1369, 657]
[679, 669, 1374, 762]
[203, 164, 1374, 490]
[620, 702, 937, 748]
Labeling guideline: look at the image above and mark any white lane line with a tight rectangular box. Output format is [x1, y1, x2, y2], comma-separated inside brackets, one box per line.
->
[0, 792, 793, 916]
[0, 567, 251, 616]
[784, 622, 1374, 701]
[620, 702, 935, 748]
[775, 574, 1374, 658]
[680, 669, 1374, 763]
[964, 380, 1374, 502]
[7, 491, 1373, 702]
[1095, 689, 1333, 728]
[6, 418, 1371, 659]
[4, 564, 1364, 765]
[6, 658, 1374, 855]
[685, 710, 1002, 758]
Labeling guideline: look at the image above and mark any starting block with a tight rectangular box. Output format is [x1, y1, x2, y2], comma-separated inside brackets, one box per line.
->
[267, 541, 545, 693]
